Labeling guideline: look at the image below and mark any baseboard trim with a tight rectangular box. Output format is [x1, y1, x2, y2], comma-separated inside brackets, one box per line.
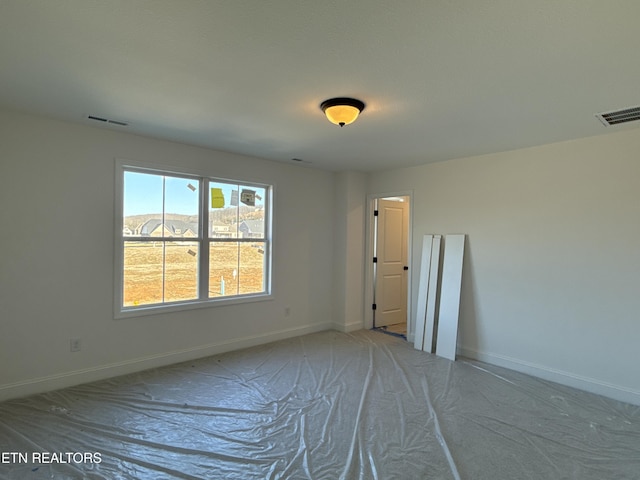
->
[332, 321, 363, 333]
[458, 346, 640, 406]
[0, 322, 334, 402]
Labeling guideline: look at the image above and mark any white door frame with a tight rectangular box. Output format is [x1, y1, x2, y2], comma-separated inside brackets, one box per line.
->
[364, 190, 413, 339]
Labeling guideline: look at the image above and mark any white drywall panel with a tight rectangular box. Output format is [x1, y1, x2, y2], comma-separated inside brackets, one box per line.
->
[414, 235, 441, 352]
[436, 234, 465, 361]
[413, 235, 433, 351]
[424, 235, 441, 353]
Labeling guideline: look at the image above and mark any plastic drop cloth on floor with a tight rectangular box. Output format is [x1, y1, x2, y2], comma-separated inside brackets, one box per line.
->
[1, 330, 639, 479]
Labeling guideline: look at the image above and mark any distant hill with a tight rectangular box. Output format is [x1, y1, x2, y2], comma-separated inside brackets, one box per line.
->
[124, 213, 197, 231]
[124, 206, 263, 230]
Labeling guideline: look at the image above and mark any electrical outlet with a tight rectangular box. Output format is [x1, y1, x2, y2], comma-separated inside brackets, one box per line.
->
[70, 338, 81, 352]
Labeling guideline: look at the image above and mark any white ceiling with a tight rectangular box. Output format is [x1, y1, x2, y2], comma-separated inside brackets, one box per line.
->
[1, 1, 639, 172]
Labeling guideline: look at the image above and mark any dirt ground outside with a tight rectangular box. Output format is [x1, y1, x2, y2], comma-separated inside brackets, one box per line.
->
[123, 242, 265, 307]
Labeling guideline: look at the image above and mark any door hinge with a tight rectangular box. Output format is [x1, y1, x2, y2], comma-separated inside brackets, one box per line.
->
[403, 266, 409, 270]
[373, 210, 379, 216]
[373, 257, 377, 263]
[372, 303, 377, 310]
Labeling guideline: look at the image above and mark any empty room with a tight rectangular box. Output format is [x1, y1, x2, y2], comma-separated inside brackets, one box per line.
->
[1, 2, 639, 479]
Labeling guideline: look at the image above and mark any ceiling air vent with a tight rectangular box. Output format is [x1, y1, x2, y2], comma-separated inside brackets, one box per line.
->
[595, 105, 640, 127]
[87, 115, 128, 127]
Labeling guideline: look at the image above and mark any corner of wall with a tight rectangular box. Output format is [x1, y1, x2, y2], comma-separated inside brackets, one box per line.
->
[331, 171, 367, 331]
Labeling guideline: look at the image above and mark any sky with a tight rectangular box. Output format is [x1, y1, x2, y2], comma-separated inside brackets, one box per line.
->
[123, 171, 265, 217]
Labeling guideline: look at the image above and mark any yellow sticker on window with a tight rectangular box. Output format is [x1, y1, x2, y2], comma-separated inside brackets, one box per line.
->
[211, 188, 225, 208]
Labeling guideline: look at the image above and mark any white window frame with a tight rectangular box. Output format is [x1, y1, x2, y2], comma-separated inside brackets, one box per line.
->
[114, 159, 273, 319]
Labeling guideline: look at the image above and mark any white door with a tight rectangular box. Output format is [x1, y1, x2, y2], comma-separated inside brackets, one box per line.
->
[374, 198, 409, 327]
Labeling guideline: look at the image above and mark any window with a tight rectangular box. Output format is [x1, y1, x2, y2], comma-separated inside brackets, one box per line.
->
[115, 161, 271, 317]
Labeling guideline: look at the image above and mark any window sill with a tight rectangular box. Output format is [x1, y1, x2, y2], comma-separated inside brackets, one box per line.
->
[114, 293, 274, 320]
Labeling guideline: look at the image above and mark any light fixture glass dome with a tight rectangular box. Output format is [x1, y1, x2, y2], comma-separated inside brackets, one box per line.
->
[320, 98, 365, 127]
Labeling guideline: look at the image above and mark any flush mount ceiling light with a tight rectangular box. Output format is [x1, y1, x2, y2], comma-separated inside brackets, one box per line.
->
[320, 97, 365, 127]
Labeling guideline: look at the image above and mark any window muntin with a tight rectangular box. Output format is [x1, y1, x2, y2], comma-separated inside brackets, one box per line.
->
[118, 164, 271, 316]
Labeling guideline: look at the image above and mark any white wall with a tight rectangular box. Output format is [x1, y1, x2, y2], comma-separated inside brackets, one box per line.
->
[369, 128, 640, 405]
[3, 107, 639, 406]
[0, 109, 335, 400]
[332, 172, 367, 332]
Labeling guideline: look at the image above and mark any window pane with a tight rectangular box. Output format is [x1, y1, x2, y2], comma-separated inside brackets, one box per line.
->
[123, 172, 163, 236]
[209, 181, 238, 239]
[238, 185, 266, 239]
[209, 242, 239, 298]
[164, 242, 199, 302]
[164, 177, 199, 237]
[239, 242, 265, 294]
[123, 241, 163, 306]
